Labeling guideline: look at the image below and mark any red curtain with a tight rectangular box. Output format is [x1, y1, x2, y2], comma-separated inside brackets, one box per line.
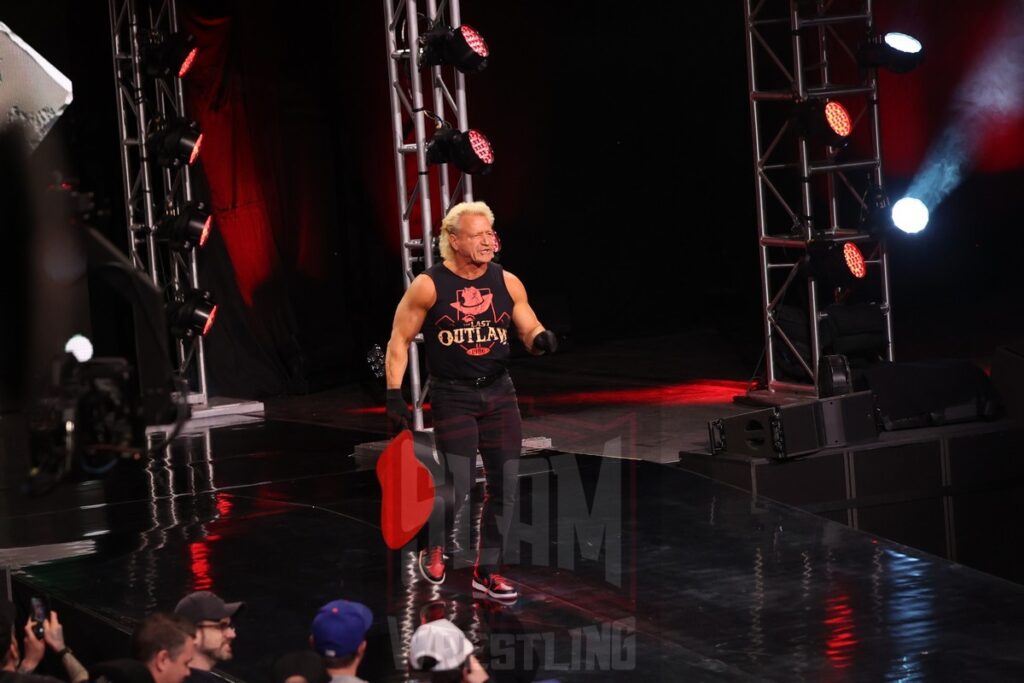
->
[183, 8, 329, 308]
[877, 0, 1024, 176]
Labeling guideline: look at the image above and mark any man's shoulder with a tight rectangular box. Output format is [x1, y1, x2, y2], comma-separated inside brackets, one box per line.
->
[405, 271, 438, 303]
[185, 668, 232, 683]
[500, 267, 526, 297]
[0, 672, 64, 683]
[423, 262, 452, 279]
[328, 675, 368, 683]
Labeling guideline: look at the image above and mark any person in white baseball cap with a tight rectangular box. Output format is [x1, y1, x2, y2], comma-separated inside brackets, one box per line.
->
[407, 619, 488, 683]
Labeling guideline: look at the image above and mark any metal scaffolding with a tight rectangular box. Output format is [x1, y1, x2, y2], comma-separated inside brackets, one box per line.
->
[109, 0, 208, 405]
[744, 0, 896, 399]
[382, 0, 479, 429]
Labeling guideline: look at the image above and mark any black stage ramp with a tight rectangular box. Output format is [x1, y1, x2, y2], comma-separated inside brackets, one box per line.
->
[4, 420, 1024, 681]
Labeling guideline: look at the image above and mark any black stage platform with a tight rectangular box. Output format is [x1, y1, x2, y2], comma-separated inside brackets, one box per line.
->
[4, 416, 1024, 681]
[679, 414, 1024, 587]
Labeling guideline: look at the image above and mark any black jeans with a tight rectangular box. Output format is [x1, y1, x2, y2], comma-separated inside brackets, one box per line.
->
[425, 373, 522, 576]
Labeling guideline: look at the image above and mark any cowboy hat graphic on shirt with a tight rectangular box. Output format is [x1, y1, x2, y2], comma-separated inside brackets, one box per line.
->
[450, 286, 493, 321]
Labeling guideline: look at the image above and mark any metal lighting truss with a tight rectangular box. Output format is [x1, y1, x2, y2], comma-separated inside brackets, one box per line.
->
[744, 0, 896, 398]
[109, 0, 208, 405]
[383, 0, 479, 429]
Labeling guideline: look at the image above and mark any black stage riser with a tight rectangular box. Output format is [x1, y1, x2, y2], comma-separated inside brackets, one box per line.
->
[680, 422, 1024, 585]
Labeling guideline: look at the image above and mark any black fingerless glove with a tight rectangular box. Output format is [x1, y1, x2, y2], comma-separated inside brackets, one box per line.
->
[533, 329, 558, 355]
[386, 389, 412, 435]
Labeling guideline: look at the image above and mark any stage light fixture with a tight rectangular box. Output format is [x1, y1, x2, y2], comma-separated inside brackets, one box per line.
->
[798, 99, 853, 148]
[64, 334, 94, 363]
[891, 197, 929, 234]
[420, 24, 489, 74]
[167, 289, 217, 339]
[144, 32, 199, 79]
[807, 240, 867, 285]
[843, 242, 867, 279]
[858, 32, 924, 74]
[426, 127, 494, 175]
[859, 185, 894, 237]
[147, 118, 203, 168]
[156, 203, 212, 251]
[818, 353, 852, 397]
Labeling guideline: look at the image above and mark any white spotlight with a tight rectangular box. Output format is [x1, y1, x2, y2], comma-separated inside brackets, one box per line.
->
[884, 32, 923, 54]
[892, 197, 930, 234]
[64, 334, 94, 362]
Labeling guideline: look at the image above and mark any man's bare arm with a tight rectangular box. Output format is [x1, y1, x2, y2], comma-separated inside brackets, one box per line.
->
[504, 270, 547, 354]
[385, 275, 436, 388]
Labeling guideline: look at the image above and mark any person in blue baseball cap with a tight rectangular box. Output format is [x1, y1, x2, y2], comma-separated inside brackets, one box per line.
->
[310, 600, 372, 683]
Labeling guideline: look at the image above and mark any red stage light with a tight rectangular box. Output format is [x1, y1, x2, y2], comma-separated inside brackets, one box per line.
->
[824, 593, 858, 668]
[178, 46, 199, 78]
[348, 379, 746, 414]
[189, 542, 213, 591]
[459, 25, 489, 57]
[200, 214, 212, 247]
[203, 304, 218, 336]
[169, 289, 216, 339]
[148, 118, 202, 167]
[843, 242, 866, 278]
[157, 203, 211, 251]
[825, 101, 852, 138]
[216, 493, 232, 517]
[144, 32, 198, 80]
[421, 24, 489, 74]
[189, 132, 204, 165]
[797, 100, 853, 148]
[468, 130, 493, 164]
[525, 380, 748, 407]
[427, 128, 494, 174]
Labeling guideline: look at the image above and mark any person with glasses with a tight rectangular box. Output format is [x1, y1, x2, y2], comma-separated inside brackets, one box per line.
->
[172, 592, 244, 683]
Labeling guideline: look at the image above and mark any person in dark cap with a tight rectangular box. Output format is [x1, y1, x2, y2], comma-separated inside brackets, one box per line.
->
[309, 601, 372, 683]
[270, 651, 327, 683]
[172, 593, 243, 683]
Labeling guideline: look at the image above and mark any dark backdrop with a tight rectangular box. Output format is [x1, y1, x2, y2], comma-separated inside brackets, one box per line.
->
[4, 1, 1023, 399]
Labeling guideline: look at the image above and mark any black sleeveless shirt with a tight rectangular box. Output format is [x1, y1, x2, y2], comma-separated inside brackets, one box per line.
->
[423, 262, 514, 378]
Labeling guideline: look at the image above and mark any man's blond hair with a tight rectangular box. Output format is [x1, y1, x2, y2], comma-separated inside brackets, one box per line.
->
[439, 201, 495, 261]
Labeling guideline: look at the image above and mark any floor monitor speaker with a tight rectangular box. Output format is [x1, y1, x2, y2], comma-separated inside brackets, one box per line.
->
[709, 391, 878, 460]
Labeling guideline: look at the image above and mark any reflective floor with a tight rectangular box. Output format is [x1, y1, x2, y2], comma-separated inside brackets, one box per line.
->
[4, 419, 1024, 681]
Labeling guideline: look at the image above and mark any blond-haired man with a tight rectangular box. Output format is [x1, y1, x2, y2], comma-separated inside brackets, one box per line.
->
[386, 201, 556, 602]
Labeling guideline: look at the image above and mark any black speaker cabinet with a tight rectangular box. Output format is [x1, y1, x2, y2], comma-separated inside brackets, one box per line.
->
[709, 391, 878, 460]
[991, 345, 1024, 421]
[864, 360, 998, 430]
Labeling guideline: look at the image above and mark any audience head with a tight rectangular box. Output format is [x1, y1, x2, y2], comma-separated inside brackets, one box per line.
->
[408, 619, 487, 683]
[131, 613, 196, 683]
[173, 591, 243, 669]
[310, 600, 372, 671]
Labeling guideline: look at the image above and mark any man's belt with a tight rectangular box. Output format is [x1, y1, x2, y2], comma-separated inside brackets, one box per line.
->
[429, 371, 508, 388]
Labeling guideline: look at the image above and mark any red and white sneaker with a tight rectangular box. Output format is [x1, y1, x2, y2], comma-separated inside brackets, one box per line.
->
[418, 546, 446, 584]
[472, 571, 518, 602]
